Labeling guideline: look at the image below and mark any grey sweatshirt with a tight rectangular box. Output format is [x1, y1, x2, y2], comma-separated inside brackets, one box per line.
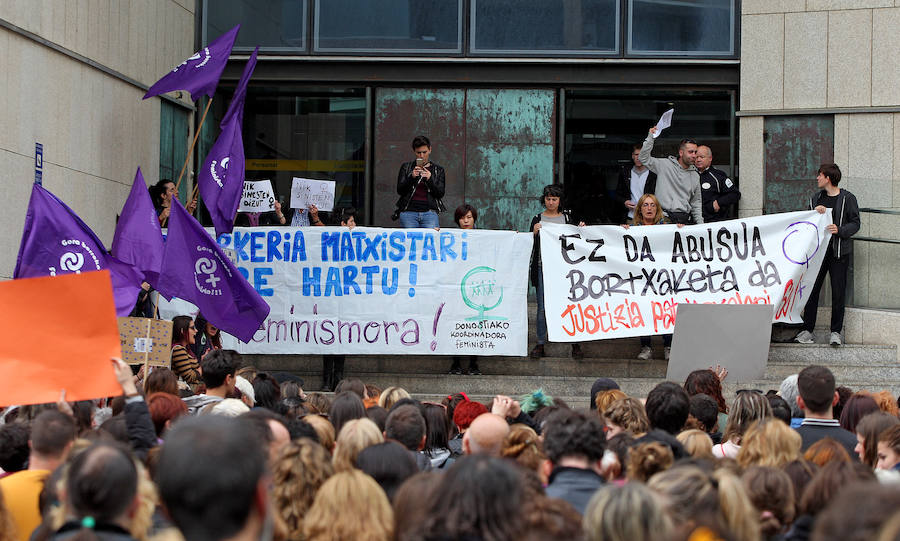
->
[639, 134, 704, 224]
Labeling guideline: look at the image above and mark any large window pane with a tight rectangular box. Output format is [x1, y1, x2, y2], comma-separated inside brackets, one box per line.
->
[211, 87, 367, 224]
[205, 0, 306, 51]
[472, 0, 618, 54]
[628, 0, 735, 55]
[314, 0, 462, 53]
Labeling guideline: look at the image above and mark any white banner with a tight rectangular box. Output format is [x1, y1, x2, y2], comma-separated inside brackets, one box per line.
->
[239, 180, 276, 212]
[163, 227, 533, 355]
[290, 178, 335, 211]
[540, 211, 832, 341]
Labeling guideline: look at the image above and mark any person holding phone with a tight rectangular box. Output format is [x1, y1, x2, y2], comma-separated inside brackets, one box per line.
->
[394, 135, 446, 228]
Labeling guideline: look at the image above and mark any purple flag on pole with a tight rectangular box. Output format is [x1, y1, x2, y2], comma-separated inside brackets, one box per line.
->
[197, 47, 258, 237]
[14, 184, 142, 317]
[155, 197, 269, 342]
[143, 25, 240, 102]
[111, 167, 165, 286]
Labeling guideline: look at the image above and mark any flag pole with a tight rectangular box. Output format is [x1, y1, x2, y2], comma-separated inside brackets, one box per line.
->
[173, 97, 213, 194]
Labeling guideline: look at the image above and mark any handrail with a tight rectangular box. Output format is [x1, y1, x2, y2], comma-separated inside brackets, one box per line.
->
[859, 208, 900, 216]
[855, 209, 900, 244]
[854, 236, 900, 245]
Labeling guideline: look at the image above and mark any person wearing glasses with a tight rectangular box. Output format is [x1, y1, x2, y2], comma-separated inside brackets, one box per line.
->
[638, 126, 704, 225]
[170, 315, 200, 389]
[614, 143, 658, 224]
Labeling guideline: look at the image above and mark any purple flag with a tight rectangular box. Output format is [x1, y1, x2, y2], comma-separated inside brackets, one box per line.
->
[143, 25, 240, 102]
[111, 168, 165, 286]
[155, 197, 269, 342]
[197, 47, 258, 237]
[14, 184, 142, 317]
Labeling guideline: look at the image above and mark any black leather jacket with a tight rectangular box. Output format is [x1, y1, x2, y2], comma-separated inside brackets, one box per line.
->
[395, 160, 446, 213]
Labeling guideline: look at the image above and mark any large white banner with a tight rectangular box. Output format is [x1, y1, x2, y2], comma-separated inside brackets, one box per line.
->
[540, 211, 832, 342]
[166, 227, 533, 355]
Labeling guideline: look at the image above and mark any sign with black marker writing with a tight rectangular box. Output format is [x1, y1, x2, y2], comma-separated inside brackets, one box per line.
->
[290, 177, 335, 212]
[539, 210, 832, 341]
[239, 180, 276, 212]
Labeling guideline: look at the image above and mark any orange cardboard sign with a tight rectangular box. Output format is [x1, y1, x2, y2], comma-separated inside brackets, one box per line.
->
[0, 271, 122, 406]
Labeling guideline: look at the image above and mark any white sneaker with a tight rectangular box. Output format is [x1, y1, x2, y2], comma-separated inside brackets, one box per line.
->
[795, 330, 815, 344]
[637, 346, 652, 360]
[664, 347, 671, 361]
[830, 332, 843, 346]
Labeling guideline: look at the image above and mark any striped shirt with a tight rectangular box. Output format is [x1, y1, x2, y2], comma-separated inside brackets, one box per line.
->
[171, 345, 200, 385]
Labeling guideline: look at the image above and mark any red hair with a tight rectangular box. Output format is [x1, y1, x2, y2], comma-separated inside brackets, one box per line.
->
[453, 401, 488, 430]
[147, 392, 188, 436]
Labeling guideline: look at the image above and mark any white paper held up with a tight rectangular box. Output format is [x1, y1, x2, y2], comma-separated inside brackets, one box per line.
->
[653, 108, 675, 138]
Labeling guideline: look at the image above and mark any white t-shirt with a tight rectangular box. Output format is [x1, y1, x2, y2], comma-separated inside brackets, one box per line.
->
[628, 168, 650, 218]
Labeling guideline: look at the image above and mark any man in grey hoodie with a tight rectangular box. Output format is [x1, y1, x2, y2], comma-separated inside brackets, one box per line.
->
[638, 126, 704, 224]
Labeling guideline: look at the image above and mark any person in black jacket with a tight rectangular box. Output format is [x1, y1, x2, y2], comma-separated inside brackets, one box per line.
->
[394, 135, 445, 228]
[614, 143, 658, 223]
[695, 145, 740, 222]
[795, 164, 860, 346]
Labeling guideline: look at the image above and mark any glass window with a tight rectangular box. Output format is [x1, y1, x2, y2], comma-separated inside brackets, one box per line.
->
[628, 0, 735, 56]
[204, 0, 307, 51]
[236, 87, 368, 223]
[471, 0, 618, 54]
[314, 0, 462, 53]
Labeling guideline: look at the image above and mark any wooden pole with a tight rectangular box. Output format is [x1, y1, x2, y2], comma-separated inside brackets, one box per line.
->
[173, 97, 213, 193]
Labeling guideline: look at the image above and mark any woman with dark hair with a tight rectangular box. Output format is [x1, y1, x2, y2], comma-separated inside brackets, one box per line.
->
[355, 441, 418, 501]
[855, 411, 900, 467]
[422, 403, 453, 469]
[401, 455, 526, 541]
[529, 184, 583, 360]
[51, 443, 139, 540]
[684, 369, 728, 431]
[839, 393, 880, 434]
[251, 373, 282, 412]
[329, 392, 367, 436]
[170, 316, 200, 389]
[448, 204, 481, 376]
[143, 367, 179, 397]
[150, 179, 195, 226]
[191, 314, 222, 360]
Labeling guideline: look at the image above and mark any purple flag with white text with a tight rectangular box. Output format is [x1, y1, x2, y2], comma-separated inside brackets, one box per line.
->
[155, 198, 269, 342]
[14, 184, 142, 317]
[197, 47, 258, 237]
[143, 25, 240, 102]
[111, 167, 165, 285]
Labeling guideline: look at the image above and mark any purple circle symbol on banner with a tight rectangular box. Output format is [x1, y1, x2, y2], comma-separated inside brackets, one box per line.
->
[782, 221, 821, 267]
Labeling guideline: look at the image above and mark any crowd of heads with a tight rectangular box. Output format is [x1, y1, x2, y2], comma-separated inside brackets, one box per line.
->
[3, 360, 900, 541]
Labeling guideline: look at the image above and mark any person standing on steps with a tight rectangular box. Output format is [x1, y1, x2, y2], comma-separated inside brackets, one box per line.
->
[529, 184, 584, 360]
[614, 143, 658, 224]
[394, 135, 446, 228]
[622, 194, 682, 361]
[794, 163, 860, 347]
[448, 204, 481, 376]
[638, 127, 703, 225]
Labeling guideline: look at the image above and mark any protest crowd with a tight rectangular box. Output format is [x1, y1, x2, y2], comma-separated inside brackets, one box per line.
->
[3, 358, 900, 541]
[2, 22, 879, 541]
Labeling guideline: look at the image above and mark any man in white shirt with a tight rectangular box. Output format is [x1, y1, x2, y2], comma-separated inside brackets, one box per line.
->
[614, 143, 657, 223]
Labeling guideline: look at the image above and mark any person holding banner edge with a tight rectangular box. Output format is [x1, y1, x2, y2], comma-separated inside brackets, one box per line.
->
[530, 185, 585, 360]
[449, 204, 482, 375]
[622, 193, 682, 360]
[795, 163, 860, 347]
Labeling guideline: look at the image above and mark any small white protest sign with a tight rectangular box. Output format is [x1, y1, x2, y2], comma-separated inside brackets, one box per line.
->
[238, 180, 276, 212]
[653, 108, 675, 138]
[290, 177, 336, 212]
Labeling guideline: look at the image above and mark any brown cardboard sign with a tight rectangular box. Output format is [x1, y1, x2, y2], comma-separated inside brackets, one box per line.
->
[118, 317, 173, 367]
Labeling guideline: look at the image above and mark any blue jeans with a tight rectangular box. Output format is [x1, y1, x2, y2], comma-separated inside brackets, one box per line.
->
[535, 270, 548, 345]
[399, 210, 439, 229]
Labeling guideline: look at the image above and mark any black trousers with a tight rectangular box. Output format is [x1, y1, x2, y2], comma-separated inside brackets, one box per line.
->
[801, 247, 850, 333]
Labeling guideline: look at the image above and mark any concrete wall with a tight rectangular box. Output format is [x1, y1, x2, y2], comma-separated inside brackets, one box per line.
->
[0, 1, 195, 279]
[739, 0, 900, 309]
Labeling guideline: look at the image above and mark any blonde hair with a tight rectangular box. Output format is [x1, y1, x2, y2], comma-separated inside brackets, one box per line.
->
[378, 386, 410, 410]
[583, 483, 673, 541]
[677, 429, 714, 459]
[737, 419, 801, 469]
[500, 424, 545, 473]
[627, 441, 674, 483]
[722, 391, 772, 445]
[304, 414, 336, 453]
[633, 193, 664, 225]
[303, 470, 394, 541]
[596, 389, 628, 416]
[603, 397, 650, 436]
[333, 418, 384, 472]
[272, 439, 334, 540]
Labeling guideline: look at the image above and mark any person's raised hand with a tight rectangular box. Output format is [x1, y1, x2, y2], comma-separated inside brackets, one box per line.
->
[491, 395, 512, 418]
[649, 126, 658, 136]
[186, 198, 198, 214]
[112, 357, 139, 397]
[713, 200, 720, 213]
[711, 364, 728, 382]
[621, 224, 630, 230]
[625, 200, 636, 209]
[56, 389, 74, 418]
